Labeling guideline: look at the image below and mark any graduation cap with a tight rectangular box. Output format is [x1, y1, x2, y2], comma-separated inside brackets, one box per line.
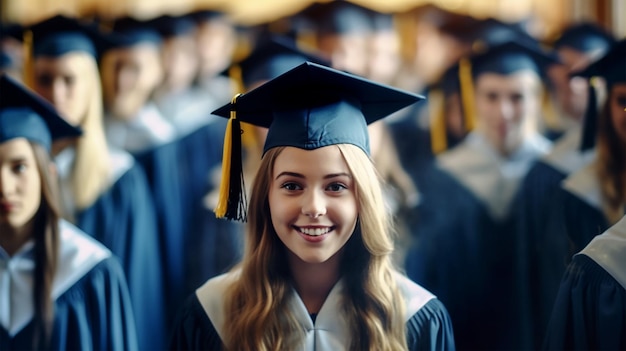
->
[296, 1, 373, 35]
[225, 36, 330, 89]
[553, 23, 615, 54]
[147, 15, 196, 38]
[0, 74, 82, 150]
[28, 14, 114, 59]
[108, 16, 162, 48]
[211, 61, 424, 221]
[469, 18, 537, 48]
[571, 39, 626, 151]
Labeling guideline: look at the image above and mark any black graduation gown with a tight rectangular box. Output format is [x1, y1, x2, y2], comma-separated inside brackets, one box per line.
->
[169, 272, 456, 351]
[543, 216, 626, 350]
[0, 220, 137, 350]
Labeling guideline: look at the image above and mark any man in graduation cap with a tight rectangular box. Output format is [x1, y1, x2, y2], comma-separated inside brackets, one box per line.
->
[404, 39, 559, 350]
[170, 61, 456, 350]
[25, 14, 167, 351]
[0, 74, 137, 350]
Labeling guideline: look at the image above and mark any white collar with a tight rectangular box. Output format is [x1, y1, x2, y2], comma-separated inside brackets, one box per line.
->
[105, 103, 177, 153]
[579, 215, 626, 290]
[438, 132, 551, 220]
[195, 271, 434, 350]
[562, 163, 602, 211]
[542, 126, 595, 175]
[0, 219, 111, 336]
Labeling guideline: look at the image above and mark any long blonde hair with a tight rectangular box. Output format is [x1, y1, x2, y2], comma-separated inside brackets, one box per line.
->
[223, 144, 407, 351]
[66, 53, 110, 211]
[595, 88, 626, 225]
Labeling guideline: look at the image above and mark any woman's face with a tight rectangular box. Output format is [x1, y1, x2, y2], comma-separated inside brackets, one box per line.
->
[609, 83, 626, 143]
[269, 146, 358, 265]
[34, 53, 91, 126]
[0, 138, 41, 231]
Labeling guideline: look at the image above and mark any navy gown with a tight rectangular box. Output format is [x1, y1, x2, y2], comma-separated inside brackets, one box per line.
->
[543, 216, 626, 350]
[170, 271, 456, 351]
[0, 220, 137, 350]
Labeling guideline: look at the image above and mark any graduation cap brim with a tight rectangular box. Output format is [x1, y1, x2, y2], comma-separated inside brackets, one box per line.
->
[1, 74, 82, 147]
[212, 61, 424, 128]
[570, 39, 626, 82]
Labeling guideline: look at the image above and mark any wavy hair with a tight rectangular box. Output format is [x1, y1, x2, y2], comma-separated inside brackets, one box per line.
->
[595, 87, 626, 225]
[223, 144, 407, 351]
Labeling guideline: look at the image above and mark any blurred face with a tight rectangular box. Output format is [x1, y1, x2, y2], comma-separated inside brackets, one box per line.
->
[475, 71, 542, 155]
[269, 146, 358, 265]
[318, 33, 368, 76]
[0, 138, 41, 231]
[609, 83, 626, 143]
[100, 44, 163, 120]
[161, 35, 199, 91]
[34, 53, 92, 126]
[367, 31, 400, 84]
[196, 19, 236, 78]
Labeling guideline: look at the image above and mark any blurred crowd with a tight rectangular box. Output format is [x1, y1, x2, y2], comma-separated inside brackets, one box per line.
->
[1, 1, 624, 350]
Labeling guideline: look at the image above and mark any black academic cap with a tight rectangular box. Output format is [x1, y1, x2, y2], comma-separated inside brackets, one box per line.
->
[147, 14, 196, 38]
[211, 61, 423, 220]
[225, 36, 330, 88]
[470, 18, 537, 48]
[187, 9, 228, 22]
[28, 14, 114, 58]
[571, 39, 626, 151]
[553, 23, 615, 53]
[297, 1, 373, 35]
[109, 16, 162, 48]
[470, 40, 559, 78]
[0, 74, 82, 150]
[0, 23, 23, 41]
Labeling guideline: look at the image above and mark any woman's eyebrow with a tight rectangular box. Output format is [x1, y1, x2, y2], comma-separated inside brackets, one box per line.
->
[324, 172, 352, 179]
[275, 171, 304, 180]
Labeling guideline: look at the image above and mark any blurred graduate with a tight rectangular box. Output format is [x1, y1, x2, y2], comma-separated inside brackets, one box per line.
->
[0, 74, 137, 350]
[25, 15, 165, 350]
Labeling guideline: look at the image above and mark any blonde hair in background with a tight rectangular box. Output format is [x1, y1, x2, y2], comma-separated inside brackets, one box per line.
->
[223, 144, 407, 351]
[66, 53, 111, 211]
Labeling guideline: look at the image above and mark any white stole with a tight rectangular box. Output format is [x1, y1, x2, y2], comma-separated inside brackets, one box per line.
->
[579, 215, 626, 290]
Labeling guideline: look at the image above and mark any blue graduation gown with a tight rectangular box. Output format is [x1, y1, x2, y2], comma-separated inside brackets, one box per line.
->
[0, 220, 137, 350]
[543, 215, 626, 350]
[169, 271, 456, 351]
[55, 147, 165, 351]
[405, 132, 551, 350]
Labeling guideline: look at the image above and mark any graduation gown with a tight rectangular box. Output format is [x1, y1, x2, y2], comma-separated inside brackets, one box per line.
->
[404, 132, 551, 350]
[510, 127, 594, 348]
[543, 215, 626, 350]
[170, 271, 455, 351]
[0, 220, 137, 350]
[54, 146, 165, 350]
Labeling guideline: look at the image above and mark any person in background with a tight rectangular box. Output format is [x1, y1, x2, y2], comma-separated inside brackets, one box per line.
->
[0, 74, 137, 350]
[26, 15, 165, 350]
[543, 214, 626, 350]
[405, 40, 557, 350]
[170, 61, 455, 351]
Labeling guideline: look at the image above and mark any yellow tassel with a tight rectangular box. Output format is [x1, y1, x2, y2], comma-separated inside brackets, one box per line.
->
[458, 58, 476, 132]
[541, 87, 559, 130]
[215, 115, 233, 218]
[22, 30, 34, 88]
[428, 89, 448, 154]
[228, 64, 258, 151]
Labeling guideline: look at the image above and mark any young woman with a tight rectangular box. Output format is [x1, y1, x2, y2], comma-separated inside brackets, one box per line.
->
[28, 15, 165, 350]
[170, 62, 455, 350]
[0, 74, 136, 350]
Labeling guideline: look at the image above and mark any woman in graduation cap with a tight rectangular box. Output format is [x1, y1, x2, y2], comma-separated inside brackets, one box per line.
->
[0, 74, 137, 350]
[543, 214, 626, 350]
[538, 39, 626, 343]
[404, 39, 559, 350]
[26, 15, 166, 350]
[170, 62, 455, 350]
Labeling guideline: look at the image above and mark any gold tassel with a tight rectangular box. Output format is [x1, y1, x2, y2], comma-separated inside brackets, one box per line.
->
[458, 58, 476, 132]
[428, 89, 448, 154]
[541, 87, 559, 131]
[228, 64, 258, 150]
[215, 94, 247, 221]
[22, 30, 34, 88]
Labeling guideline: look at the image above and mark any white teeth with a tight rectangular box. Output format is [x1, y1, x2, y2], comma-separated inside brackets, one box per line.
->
[299, 227, 331, 236]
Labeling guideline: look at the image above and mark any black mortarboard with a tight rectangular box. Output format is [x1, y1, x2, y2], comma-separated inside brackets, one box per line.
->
[0, 74, 82, 150]
[28, 14, 114, 58]
[469, 40, 559, 78]
[297, 1, 373, 35]
[469, 18, 537, 48]
[147, 15, 196, 38]
[553, 23, 615, 53]
[571, 39, 626, 151]
[225, 36, 330, 88]
[109, 16, 162, 48]
[211, 61, 423, 220]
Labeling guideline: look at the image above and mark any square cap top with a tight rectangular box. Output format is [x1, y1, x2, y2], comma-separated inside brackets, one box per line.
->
[212, 61, 423, 155]
[553, 23, 615, 53]
[469, 40, 560, 78]
[571, 39, 625, 87]
[0, 74, 82, 150]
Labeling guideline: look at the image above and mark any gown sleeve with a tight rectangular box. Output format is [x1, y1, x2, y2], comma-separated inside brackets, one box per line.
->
[169, 294, 224, 351]
[543, 254, 626, 350]
[406, 298, 456, 351]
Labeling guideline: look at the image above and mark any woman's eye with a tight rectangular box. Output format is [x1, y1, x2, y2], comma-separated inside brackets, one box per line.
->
[13, 163, 27, 174]
[281, 182, 301, 191]
[326, 183, 347, 192]
[616, 97, 626, 107]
